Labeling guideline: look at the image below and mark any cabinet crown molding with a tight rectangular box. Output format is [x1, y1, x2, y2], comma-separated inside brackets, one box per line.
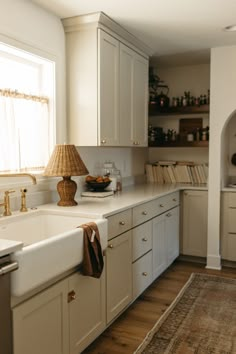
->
[62, 11, 152, 58]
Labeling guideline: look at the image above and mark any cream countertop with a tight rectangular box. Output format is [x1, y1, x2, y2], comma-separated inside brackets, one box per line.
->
[39, 183, 208, 218]
[0, 239, 23, 258]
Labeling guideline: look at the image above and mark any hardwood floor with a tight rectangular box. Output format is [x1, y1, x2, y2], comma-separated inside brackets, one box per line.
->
[83, 259, 236, 354]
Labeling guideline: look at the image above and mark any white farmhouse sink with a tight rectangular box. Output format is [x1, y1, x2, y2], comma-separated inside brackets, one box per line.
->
[0, 209, 107, 297]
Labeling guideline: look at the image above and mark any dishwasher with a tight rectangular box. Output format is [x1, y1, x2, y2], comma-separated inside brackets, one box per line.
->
[0, 255, 18, 354]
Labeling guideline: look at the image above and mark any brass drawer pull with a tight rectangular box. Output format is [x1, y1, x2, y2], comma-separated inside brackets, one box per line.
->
[166, 212, 172, 217]
[101, 139, 106, 144]
[142, 272, 148, 276]
[173, 198, 177, 202]
[119, 221, 125, 226]
[142, 237, 148, 242]
[108, 244, 114, 249]
[142, 211, 147, 215]
[68, 290, 76, 303]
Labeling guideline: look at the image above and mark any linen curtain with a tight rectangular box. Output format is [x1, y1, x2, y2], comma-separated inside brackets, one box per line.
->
[0, 95, 49, 172]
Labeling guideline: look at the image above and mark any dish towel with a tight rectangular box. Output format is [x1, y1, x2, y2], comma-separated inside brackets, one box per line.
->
[78, 222, 104, 278]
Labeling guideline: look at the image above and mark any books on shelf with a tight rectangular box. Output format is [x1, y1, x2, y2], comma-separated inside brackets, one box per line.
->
[145, 160, 208, 184]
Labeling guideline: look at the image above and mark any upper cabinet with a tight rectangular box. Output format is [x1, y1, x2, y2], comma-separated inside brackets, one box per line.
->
[63, 12, 150, 147]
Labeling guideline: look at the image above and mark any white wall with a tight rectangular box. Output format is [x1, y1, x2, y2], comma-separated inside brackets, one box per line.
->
[154, 63, 210, 100]
[0, 0, 66, 144]
[207, 45, 236, 269]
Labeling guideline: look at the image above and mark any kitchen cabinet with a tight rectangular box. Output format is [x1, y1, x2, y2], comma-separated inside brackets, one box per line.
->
[13, 270, 106, 354]
[120, 43, 148, 146]
[63, 13, 149, 147]
[132, 220, 153, 300]
[221, 192, 236, 261]
[68, 272, 106, 354]
[152, 206, 179, 279]
[181, 190, 208, 257]
[13, 278, 69, 354]
[106, 230, 132, 323]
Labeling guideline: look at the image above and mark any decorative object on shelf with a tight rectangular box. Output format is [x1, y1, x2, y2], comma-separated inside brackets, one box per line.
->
[44, 144, 89, 206]
[149, 67, 170, 108]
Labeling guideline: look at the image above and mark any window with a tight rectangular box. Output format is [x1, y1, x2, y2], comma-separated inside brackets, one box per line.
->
[0, 42, 55, 172]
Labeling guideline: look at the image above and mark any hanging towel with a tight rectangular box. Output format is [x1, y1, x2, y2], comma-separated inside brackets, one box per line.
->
[78, 222, 104, 278]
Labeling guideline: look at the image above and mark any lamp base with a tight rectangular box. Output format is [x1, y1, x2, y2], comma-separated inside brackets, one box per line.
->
[57, 176, 78, 206]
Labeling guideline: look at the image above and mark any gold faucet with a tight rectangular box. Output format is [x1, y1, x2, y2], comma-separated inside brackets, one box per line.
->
[0, 190, 15, 216]
[0, 173, 37, 185]
[0, 173, 37, 216]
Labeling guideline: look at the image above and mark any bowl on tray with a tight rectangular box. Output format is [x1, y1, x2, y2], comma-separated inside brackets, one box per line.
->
[86, 176, 111, 192]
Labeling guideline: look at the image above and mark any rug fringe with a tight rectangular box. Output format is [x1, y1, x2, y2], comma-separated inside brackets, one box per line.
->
[133, 273, 196, 354]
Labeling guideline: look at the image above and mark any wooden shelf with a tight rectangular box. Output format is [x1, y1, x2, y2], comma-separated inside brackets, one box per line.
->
[149, 140, 209, 148]
[149, 104, 209, 116]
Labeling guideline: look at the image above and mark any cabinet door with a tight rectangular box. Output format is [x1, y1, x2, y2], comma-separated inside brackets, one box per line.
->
[182, 190, 208, 257]
[98, 30, 119, 146]
[152, 213, 167, 280]
[166, 206, 180, 266]
[133, 251, 153, 300]
[119, 43, 133, 146]
[132, 53, 148, 147]
[68, 270, 106, 354]
[106, 231, 132, 323]
[13, 279, 69, 354]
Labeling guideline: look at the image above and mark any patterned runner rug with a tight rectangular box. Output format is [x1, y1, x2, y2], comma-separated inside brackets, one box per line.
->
[134, 273, 236, 353]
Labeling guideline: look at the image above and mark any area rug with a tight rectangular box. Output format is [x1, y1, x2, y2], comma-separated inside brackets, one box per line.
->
[134, 273, 236, 353]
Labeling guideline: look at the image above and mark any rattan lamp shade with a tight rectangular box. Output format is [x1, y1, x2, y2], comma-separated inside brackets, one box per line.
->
[44, 144, 89, 206]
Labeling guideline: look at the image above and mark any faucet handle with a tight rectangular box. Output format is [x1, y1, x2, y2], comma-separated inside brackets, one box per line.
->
[3, 189, 15, 216]
[4, 189, 15, 196]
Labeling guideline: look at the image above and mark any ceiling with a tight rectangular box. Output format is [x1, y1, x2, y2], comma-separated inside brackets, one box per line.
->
[31, 0, 236, 65]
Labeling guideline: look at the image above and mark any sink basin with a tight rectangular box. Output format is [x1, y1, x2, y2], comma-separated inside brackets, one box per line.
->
[0, 209, 107, 297]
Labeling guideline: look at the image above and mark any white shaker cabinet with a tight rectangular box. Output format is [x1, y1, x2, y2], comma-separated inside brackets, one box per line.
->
[13, 271, 106, 354]
[120, 43, 148, 146]
[106, 231, 132, 324]
[98, 30, 120, 146]
[63, 13, 149, 147]
[181, 190, 208, 257]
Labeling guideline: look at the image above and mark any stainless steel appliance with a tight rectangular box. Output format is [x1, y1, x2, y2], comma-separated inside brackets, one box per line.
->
[0, 255, 18, 354]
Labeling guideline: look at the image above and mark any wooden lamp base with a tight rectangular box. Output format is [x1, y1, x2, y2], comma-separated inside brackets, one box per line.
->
[57, 176, 78, 206]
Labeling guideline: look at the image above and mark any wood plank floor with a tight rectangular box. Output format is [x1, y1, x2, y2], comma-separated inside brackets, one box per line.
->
[83, 260, 236, 354]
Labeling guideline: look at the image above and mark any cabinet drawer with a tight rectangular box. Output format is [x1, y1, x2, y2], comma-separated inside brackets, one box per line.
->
[132, 200, 155, 227]
[132, 251, 152, 300]
[132, 221, 152, 262]
[221, 234, 236, 261]
[228, 193, 236, 207]
[107, 209, 132, 240]
[154, 192, 180, 215]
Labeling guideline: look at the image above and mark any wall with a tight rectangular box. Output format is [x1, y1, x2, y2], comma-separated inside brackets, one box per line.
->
[0, 0, 66, 206]
[207, 45, 236, 269]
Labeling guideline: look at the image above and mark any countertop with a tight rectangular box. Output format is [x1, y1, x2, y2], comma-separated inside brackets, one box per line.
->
[0, 239, 23, 258]
[39, 183, 208, 218]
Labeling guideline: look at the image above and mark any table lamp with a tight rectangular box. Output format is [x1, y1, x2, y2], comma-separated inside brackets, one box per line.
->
[44, 144, 89, 206]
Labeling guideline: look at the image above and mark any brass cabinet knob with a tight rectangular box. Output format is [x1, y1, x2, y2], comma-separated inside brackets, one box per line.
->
[108, 244, 114, 249]
[119, 221, 125, 226]
[142, 272, 148, 276]
[142, 237, 148, 242]
[68, 290, 76, 303]
[173, 198, 177, 201]
[142, 211, 147, 215]
[101, 139, 106, 144]
[160, 204, 164, 207]
[166, 212, 172, 217]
